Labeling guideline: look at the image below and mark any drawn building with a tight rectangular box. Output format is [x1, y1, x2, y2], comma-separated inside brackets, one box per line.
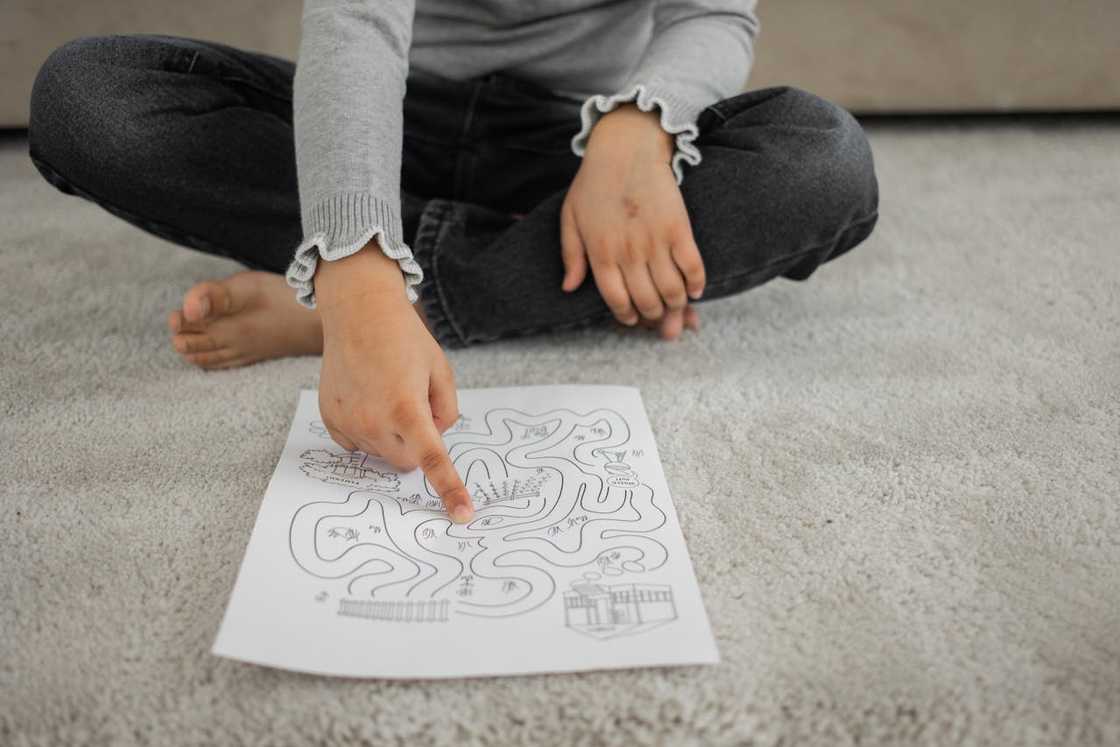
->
[563, 582, 676, 639]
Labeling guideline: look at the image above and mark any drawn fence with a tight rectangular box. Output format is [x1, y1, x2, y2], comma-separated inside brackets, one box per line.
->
[337, 598, 451, 623]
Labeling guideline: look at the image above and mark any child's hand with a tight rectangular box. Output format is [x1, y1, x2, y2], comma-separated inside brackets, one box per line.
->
[561, 104, 705, 341]
[314, 246, 474, 524]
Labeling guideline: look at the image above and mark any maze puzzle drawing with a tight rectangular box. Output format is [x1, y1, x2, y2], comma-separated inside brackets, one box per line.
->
[289, 404, 673, 627]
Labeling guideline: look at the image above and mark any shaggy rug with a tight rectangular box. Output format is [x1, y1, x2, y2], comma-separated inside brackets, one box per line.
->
[2, 117, 1118, 745]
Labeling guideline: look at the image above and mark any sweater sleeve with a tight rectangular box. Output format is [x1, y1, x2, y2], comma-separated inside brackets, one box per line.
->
[285, 0, 422, 307]
[569, 0, 759, 184]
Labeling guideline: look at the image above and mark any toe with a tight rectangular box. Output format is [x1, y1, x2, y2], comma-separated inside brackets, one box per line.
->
[184, 348, 243, 369]
[167, 310, 207, 334]
[183, 280, 232, 323]
[172, 333, 219, 355]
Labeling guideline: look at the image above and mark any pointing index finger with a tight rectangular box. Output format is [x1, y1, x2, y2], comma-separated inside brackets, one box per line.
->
[409, 415, 474, 524]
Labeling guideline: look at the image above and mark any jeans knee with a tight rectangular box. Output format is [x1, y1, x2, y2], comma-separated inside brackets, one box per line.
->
[703, 86, 878, 221]
[783, 88, 878, 218]
[29, 36, 114, 166]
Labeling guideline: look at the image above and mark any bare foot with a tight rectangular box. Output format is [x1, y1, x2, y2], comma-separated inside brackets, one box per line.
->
[167, 271, 323, 369]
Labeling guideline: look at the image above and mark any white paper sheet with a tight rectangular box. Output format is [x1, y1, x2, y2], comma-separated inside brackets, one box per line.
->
[213, 386, 718, 678]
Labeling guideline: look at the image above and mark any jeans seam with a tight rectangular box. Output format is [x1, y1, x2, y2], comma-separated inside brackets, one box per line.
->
[137, 36, 290, 103]
[704, 103, 731, 124]
[414, 200, 468, 347]
[213, 74, 291, 103]
[431, 213, 470, 345]
[452, 83, 484, 200]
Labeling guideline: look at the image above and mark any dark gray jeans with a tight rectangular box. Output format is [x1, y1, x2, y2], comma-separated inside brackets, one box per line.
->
[28, 34, 879, 348]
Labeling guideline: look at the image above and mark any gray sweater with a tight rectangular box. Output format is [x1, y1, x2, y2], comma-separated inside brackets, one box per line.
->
[285, 0, 760, 307]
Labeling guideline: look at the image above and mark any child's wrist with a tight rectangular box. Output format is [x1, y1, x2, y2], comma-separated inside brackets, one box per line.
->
[587, 104, 674, 162]
[315, 241, 410, 315]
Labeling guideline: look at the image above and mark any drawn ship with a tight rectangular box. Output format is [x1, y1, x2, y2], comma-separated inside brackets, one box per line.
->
[299, 449, 400, 487]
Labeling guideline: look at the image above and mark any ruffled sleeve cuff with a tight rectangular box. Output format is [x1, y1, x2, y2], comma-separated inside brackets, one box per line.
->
[284, 192, 423, 308]
[570, 78, 703, 184]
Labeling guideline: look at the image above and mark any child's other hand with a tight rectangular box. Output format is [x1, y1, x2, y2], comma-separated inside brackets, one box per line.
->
[314, 245, 474, 524]
[560, 103, 705, 341]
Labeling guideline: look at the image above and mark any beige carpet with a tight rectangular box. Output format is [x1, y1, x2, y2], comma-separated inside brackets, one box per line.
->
[2, 118, 1118, 746]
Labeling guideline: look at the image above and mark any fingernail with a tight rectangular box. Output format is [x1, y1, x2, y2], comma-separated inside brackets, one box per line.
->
[450, 504, 474, 524]
[199, 296, 211, 317]
[689, 289, 703, 301]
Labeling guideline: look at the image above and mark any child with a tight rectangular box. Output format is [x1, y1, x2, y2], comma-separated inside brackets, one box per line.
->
[28, 1, 878, 522]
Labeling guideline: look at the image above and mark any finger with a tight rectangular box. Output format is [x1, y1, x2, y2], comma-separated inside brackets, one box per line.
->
[353, 436, 383, 458]
[590, 261, 639, 326]
[670, 229, 706, 300]
[622, 262, 665, 321]
[560, 204, 589, 292]
[377, 435, 418, 472]
[649, 253, 689, 311]
[658, 308, 685, 341]
[399, 406, 473, 523]
[429, 361, 460, 434]
[684, 305, 700, 331]
[349, 429, 385, 458]
[324, 424, 358, 453]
